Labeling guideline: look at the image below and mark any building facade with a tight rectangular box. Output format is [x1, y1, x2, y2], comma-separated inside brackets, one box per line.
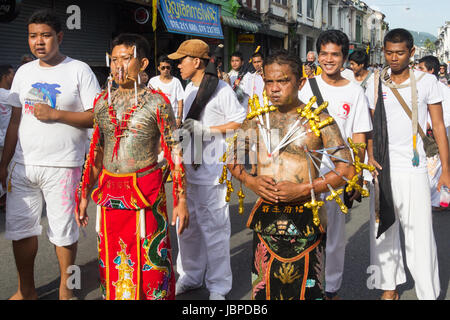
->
[436, 21, 450, 66]
[0, 0, 387, 74]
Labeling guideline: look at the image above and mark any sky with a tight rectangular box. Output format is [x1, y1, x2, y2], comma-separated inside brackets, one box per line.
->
[363, 0, 450, 36]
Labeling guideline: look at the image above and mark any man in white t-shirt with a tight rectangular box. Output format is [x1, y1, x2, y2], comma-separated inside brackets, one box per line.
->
[0, 10, 100, 300]
[148, 55, 184, 128]
[348, 50, 373, 90]
[366, 29, 449, 300]
[298, 30, 373, 300]
[418, 55, 450, 210]
[242, 52, 264, 111]
[168, 39, 246, 300]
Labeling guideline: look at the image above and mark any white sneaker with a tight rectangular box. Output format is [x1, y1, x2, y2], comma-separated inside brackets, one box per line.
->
[209, 292, 225, 300]
[175, 281, 202, 296]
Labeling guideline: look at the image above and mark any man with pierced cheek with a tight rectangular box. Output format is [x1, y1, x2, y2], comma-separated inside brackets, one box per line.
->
[227, 50, 355, 300]
[75, 33, 189, 300]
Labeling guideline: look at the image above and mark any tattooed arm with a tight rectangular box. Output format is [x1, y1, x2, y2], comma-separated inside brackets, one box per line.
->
[75, 122, 105, 228]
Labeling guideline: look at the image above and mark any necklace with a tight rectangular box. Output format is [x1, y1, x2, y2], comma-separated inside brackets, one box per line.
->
[108, 92, 141, 160]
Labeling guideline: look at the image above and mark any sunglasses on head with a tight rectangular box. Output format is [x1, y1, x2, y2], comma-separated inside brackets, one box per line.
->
[160, 66, 171, 70]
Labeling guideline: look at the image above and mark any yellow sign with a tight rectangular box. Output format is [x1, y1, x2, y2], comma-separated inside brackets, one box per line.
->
[238, 34, 255, 43]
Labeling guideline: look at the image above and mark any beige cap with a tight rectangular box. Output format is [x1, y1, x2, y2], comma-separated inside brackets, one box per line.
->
[168, 39, 210, 60]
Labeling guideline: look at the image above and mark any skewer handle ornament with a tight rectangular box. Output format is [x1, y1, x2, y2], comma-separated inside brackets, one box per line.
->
[325, 185, 348, 214]
[345, 175, 370, 197]
[304, 199, 324, 226]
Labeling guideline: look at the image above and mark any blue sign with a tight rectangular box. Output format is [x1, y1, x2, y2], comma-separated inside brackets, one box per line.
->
[159, 0, 223, 39]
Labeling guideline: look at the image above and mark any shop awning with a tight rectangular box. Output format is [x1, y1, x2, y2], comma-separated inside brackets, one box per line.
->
[221, 15, 259, 33]
[159, 0, 223, 39]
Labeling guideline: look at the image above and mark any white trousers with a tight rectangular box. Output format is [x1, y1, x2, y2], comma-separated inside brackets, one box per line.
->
[324, 192, 347, 293]
[369, 171, 440, 299]
[176, 183, 232, 296]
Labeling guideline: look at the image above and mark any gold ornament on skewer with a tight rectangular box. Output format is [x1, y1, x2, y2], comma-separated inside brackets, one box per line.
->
[347, 137, 376, 174]
[304, 198, 324, 227]
[325, 185, 348, 214]
[345, 174, 370, 198]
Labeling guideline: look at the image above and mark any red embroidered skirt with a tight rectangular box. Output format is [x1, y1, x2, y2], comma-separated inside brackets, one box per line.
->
[92, 164, 175, 300]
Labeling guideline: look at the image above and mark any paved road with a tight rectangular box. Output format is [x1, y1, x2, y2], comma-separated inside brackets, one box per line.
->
[0, 183, 449, 300]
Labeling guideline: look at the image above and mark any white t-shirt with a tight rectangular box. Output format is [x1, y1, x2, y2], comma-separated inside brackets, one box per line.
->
[365, 69, 443, 173]
[299, 75, 373, 139]
[228, 69, 239, 86]
[437, 81, 450, 128]
[148, 76, 184, 117]
[242, 71, 264, 107]
[183, 80, 247, 185]
[341, 68, 355, 82]
[0, 88, 12, 148]
[299, 75, 373, 176]
[8, 57, 101, 167]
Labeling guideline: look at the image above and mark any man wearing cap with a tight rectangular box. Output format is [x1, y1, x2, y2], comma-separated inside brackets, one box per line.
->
[168, 39, 247, 300]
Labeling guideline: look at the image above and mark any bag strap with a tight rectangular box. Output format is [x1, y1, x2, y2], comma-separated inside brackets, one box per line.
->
[389, 87, 427, 140]
[360, 70, 373, 89]
[308, 77, 324, 106]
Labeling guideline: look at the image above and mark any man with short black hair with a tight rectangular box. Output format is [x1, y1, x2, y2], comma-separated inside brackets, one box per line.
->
[348, 50, 373, 90]
[299, 29, 373, 300]
[148, 54, 184, 127]
[242, 52, 265, 108]
[1, 9, 100, 300]
[228, 51, 244, 86]
[367, 28, 449, 300]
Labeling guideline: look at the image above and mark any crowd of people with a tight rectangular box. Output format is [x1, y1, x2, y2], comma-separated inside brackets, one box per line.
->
[0, 8, 449, 301]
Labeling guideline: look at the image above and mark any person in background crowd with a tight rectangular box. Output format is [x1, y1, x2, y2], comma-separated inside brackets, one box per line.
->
[348, 50, 373, 90]
[417, 55, 450, 211]
[228, 51, 244, 87]
[148, 55, 184, 128]
[242, 52, 265, 110]
[303, 51, 322, 78]
[438, 63, 449, 86]
[0, 64, 15, 210]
